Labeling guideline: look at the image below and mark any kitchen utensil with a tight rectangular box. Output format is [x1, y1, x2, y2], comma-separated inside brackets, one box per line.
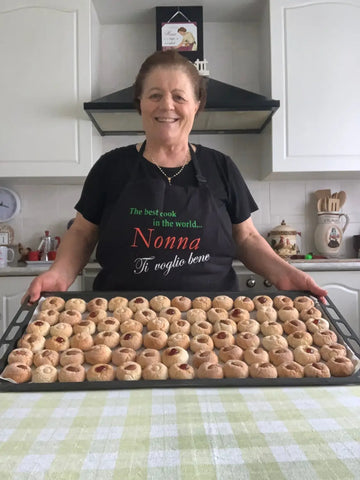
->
[38, 231, 61, 261]
[328, 197, 340, 212]
[314, 189, 331, 200]
[314, 212, 349, 257]
[338, 191, 346, 208]
[267, 220, 301, 258]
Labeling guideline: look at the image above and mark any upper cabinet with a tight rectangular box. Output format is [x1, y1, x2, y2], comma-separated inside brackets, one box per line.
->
[262, 0, 360, 178]
[0, 0, 100, 178]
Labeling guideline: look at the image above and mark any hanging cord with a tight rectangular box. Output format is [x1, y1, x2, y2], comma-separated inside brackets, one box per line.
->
[167, 7, 192, 23]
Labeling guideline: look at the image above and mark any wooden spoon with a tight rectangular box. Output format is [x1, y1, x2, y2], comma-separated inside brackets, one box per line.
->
[338, 191, 346, 208]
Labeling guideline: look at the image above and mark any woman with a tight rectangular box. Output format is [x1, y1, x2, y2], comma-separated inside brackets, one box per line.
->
[176, 27, 197, 51]
[24, 50, 327, 303]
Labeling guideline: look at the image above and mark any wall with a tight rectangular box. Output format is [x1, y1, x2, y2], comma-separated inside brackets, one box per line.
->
[3, 21, 359, 259]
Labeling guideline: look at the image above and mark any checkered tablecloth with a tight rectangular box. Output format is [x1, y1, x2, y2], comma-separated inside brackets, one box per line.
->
[0, 386, 359, 480]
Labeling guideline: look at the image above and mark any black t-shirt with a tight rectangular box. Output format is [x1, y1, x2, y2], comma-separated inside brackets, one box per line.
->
[75, 144, 258, 227]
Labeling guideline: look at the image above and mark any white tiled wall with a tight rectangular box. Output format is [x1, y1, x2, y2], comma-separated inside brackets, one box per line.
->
[2, 20, 359, 258]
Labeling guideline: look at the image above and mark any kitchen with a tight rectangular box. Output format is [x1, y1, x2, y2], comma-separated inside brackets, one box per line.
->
[1, 0, 360, 477]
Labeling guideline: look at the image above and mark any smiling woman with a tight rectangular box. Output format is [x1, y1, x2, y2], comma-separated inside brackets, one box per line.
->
[24, 50, 327, 302]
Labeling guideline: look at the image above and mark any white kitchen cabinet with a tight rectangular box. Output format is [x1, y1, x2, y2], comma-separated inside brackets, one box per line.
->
[0, 275, 83, 338]
[308, 270, 360, 337]
[0, 0, 100, 178]
[262, 0, 360, 178]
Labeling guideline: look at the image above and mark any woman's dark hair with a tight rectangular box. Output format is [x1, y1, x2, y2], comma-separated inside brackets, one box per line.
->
[133, 50, 207, 114]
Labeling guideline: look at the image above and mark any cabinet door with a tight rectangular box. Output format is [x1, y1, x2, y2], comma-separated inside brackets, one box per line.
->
[0, 275, 83, 338]
[0, 0, 95, 177]
[267, 0, 360, 176]
[309, 271, 360, 336]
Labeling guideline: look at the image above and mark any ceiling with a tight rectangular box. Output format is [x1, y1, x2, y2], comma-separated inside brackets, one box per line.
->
[92, 0, 265, 24]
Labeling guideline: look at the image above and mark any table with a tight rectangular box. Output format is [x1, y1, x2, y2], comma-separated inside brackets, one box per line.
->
[1, 386, 360, 479]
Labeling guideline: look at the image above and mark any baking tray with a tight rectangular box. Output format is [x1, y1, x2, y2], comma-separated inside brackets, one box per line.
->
[0, 290, 359, 392]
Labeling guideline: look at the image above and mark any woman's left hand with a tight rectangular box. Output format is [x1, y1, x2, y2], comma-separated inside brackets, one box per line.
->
[273, 268, 328, 304]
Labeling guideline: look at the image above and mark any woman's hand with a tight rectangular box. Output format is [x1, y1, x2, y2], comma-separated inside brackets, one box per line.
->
[232, 219, 328, 303]
[272, 268, 328, 304]
[22, 269, 70, 305]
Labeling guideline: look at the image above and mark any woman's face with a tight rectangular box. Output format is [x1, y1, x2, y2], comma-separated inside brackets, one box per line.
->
[139, 66, 200, 145]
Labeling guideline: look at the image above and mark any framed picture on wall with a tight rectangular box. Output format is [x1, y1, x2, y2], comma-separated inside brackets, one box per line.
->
[156, 6, 203, 63]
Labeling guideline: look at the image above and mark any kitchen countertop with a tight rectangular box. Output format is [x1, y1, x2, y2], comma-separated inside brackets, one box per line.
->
[1, 259, 360, 277]
[0, 386, 359, 478]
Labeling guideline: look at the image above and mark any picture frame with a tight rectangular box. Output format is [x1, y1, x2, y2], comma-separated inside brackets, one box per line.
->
[156, 6, 204, 63]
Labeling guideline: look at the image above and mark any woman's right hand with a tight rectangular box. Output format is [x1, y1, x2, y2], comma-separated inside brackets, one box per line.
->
[22, 269, 70, 305]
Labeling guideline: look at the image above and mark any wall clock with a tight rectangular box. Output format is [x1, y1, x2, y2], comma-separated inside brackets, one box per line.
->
[0, 187, 21, 222]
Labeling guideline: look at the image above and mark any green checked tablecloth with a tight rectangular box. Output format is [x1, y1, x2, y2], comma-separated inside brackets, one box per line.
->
[1, 386, 360, 480]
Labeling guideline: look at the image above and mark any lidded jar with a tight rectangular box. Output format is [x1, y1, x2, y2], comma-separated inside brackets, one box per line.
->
[267, 220, 301, 259]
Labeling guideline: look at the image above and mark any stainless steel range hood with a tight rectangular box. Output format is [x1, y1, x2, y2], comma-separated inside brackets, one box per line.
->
[84, 77, 280, 135]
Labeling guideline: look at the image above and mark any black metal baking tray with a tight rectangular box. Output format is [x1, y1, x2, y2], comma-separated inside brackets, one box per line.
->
[0, 290, 359, 392]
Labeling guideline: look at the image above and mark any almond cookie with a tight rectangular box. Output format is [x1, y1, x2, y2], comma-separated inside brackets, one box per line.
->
[60, 348, 85, 366]
[149, 295, 171, 312]
[32, 365, 58, 383]
[33, 349, 59, 367]
[229, 308, 250, 322]
[212, 295, 234, 311]
[223, 360, 249, 378]
[112, 347, 137, 366]
[98, 317, 121, 332]
[85, 309, 108, 324]
[287, 331, 313, 349]
[59, 309, 82, 326]
[207, 307, 229, 324]
[85, 344, 112, 365]
[50, 322, 73, 338]
[108, 296, 128, 311]
[128, 296, 150, 313]
[2, 363, 32, 383]
[18, 333, 46, 353]
[87, 364, 115, 382]
[94, 331, 120, 349]
[169, 363, 195, 380]
[116, 362, 142, 381]
[197, 362, 223, 379]
[159, 307, 182, 323]
[64, 298, 87, 313]
[256, 307, 277, 324]
[192, 296, 212, 311]
[192, 350, 219, 369]
[186, 308, 207, 324]
[294, 296, 314, 311]
[40, 296, 65, 312]
[7, 348, 33, 366]
[213, 319, 237, 334]
[44, 335, 69, 352]
[253, 295, 273, 310]
[234, 296, 255, 312]
[135, 349, 161, 368]
[87, 297, 108, 312]
[273, 295, 293, 310]
[70, 332, 94, 351]
[133, 308, 156, 326]
[26, 320, 50, 336]
[171, 296, 192, 312]
[249, 362, 277, 378]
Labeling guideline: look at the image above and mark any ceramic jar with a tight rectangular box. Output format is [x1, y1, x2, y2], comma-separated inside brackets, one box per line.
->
[314, 212, 349, 257]
[267, 220, 301, 259]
